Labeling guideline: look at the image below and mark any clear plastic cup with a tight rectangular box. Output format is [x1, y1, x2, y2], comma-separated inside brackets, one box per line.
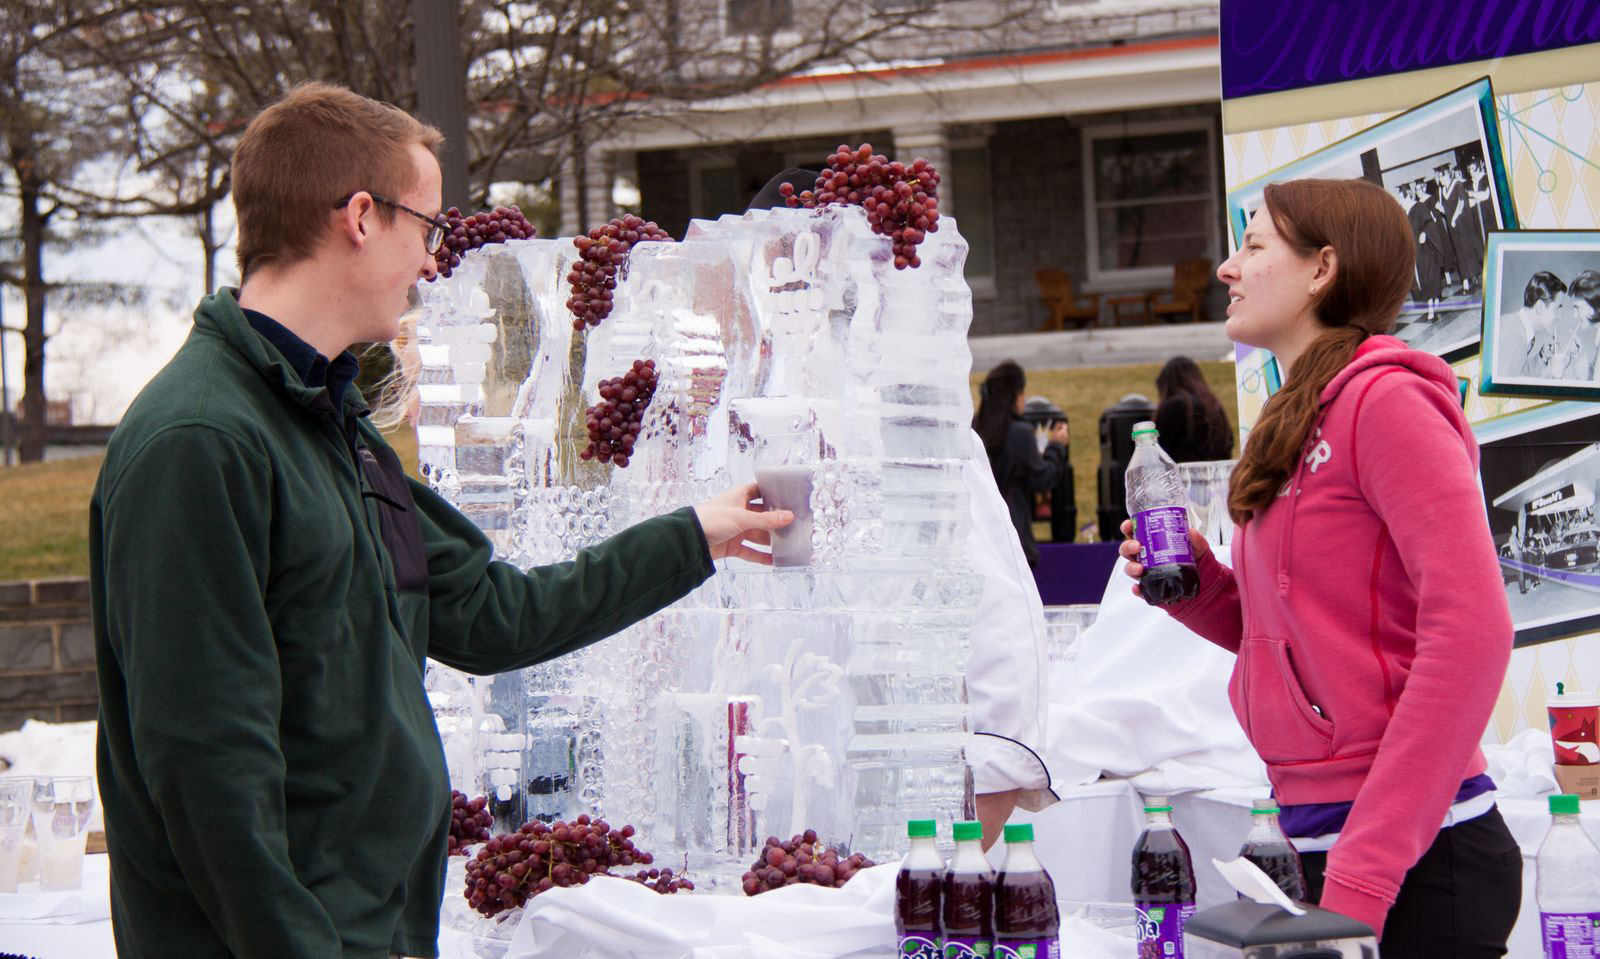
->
[30, 776, 95, 891]
[753, 430, 817, 567]
[0, 777, 33, 893]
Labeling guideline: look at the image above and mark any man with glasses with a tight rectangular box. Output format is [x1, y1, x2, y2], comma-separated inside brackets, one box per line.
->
[89, 82, 789, 959]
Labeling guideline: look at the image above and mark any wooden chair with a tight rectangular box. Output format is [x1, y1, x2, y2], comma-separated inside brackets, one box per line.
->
[1035, 269, 1100, 331]
[1150, 257, 1214, 323]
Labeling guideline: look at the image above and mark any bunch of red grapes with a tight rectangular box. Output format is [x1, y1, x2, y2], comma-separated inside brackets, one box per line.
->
[780, 143, 941, 270]
[567, 214, 674, 331]
[463, 813, 690, 918]
[447, 791, 494, 855]
[430, 205, 538, 279]
[740, 830, 875, 896]
[580, 359, 657, 468]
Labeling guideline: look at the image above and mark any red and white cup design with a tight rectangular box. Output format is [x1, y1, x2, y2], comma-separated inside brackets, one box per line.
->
[1549, 691, 1600, 766]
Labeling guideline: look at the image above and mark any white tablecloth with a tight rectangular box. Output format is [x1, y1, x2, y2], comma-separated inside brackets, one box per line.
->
[1010, 779, 1599, 959]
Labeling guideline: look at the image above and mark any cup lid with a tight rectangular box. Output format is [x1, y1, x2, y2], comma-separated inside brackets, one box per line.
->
[1550, 683, 1600, 707]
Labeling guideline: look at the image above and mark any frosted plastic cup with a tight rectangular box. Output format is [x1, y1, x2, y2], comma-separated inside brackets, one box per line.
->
[0, 778, 32, 893]
[753, 431, 817, 567]
[30, 776, 94, 891]
[1549, 689, 1600, 766]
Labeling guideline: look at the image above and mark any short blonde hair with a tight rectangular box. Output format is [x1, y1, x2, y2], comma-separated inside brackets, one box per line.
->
[232, 82, 443, 279]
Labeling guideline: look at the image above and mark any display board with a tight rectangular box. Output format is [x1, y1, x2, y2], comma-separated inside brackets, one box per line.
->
[1219, 0, 1600, 741]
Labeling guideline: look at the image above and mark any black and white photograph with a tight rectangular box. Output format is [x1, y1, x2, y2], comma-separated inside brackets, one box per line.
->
[1477, 402, 1600, 647]
[1480, 230, 1600, 399]
[1228, 78, 1515, 360]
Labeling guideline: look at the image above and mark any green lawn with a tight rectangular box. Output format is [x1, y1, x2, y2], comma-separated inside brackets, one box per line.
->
[0, 364, 1235, 580]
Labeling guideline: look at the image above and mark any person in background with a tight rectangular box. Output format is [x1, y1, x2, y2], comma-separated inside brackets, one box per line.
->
[1563, 269, 1600, 382]
[1153, 356, 1233, 462]
[973, 360, 1069, 568]
[1496, 271, 1565, 381]
[1121, 177, 1517, 955]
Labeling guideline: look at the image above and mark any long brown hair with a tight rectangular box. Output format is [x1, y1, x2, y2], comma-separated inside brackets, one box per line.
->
[1227, 178, 1416, 524]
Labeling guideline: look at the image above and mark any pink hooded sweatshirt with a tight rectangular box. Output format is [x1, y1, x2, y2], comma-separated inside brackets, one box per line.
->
[1169, 335, 1512, 938]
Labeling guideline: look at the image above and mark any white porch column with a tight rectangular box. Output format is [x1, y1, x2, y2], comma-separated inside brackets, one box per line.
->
[891, 124, 952, 213]
[558, 149, 617, 236]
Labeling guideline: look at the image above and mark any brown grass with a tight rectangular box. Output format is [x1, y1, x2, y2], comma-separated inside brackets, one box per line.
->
[0, 364, 1233, 580]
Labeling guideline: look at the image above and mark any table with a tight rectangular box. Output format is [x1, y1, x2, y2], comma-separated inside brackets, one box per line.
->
[1007, 779, 1592, 957]
[1104, 292, 1154, 326]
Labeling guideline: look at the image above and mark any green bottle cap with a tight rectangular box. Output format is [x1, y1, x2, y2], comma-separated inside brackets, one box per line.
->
[1551, 794, 1582, 816]
[907, 819, 937, 838]
[953, 821, 983, 842]
[1003, 823, 1034, 843]
[1132, 420, 1159, 439]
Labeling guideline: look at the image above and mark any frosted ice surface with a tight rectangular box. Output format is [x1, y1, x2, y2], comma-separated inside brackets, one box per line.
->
[420, 205, 981, 894]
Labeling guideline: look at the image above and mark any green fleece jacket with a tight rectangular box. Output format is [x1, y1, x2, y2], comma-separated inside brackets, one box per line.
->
[89, 289, 714, 958]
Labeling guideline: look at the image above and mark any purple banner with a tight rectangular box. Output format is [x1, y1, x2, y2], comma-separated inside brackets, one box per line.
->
[1221, 0, 1600, 99]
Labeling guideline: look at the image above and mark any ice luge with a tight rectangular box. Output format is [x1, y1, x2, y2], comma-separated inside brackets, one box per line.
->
[419, 199, 981, 886]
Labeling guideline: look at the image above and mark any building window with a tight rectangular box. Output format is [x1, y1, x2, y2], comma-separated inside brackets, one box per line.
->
[692, 163, 743, 220]
[1082, 120, 1217, 286]
[725, 0, 794, 34]
[949, 144, 995, 287]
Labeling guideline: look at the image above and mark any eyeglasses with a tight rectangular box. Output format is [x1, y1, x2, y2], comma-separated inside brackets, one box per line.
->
[334, 192, 449, 255]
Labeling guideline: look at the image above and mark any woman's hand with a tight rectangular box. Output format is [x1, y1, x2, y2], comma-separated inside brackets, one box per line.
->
[1048, 421, 1069, 446]
[693, 483, 794, 564]
[1118, 519, 1210, 597]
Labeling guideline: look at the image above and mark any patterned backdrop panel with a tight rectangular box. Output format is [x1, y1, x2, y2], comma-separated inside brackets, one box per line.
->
[1223, 79, 1600, 744]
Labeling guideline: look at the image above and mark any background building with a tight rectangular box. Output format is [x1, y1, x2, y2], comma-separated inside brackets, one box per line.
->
[562, 1, 1224, 336]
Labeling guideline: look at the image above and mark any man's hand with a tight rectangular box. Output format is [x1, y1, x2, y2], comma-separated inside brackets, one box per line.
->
[694, 483, 794, 563]
[975, 789, 1019, 852]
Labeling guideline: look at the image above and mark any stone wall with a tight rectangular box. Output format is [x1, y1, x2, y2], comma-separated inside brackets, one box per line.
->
[0, 578, 96, 732]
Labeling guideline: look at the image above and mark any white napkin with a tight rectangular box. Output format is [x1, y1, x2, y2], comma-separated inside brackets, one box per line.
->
[1212, 857, 1305, 916]
[1061, 915, 1137, 958]
[1484, 729, 1560, 798]
[503, 863, 898, 959]
[0, 852, 111, 924]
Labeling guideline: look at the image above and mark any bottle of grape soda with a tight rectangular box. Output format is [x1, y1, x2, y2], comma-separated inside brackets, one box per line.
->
[942, 820, 995, 958]
[896, 819, 945, 958]
[1538, 794, 1600, 958]
[1132, 797, 1197, 959]
[1237, 798, 1306, 902]
[1126, 421, 1200, 605]
[994, 823, 1059, 959]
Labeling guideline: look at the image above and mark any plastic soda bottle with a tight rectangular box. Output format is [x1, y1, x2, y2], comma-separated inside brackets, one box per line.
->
[1237, 798, 1306, 902]
[1539, 794, 1600, 958]
[896, 819, 945, 959]
[994, 823, 1060, 959]
[1133, 797, 1197, 959]
[1126, 421, 1200, 605]
[942, 820, 994, 958]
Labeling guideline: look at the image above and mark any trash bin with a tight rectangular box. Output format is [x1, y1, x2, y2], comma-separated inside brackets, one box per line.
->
[1097, 393, 1156, 542]
[1021, 396, 1076, 543]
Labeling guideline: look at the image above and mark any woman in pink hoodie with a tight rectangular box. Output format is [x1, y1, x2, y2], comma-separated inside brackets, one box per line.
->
[1121, 178, 1518, 955]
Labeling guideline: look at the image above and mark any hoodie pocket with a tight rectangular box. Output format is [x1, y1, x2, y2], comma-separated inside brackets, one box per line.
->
[1229, 638, 1335, 764]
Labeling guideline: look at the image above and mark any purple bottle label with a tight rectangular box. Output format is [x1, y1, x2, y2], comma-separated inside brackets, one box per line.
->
[1136, 902, 1196, 958]
[1542, 911, 1600, 958]
[1134, 506, 1194, 568]
[899, 935, 942, 959]
[943, 937, 993, 958]
[994, 939, 1059, 959]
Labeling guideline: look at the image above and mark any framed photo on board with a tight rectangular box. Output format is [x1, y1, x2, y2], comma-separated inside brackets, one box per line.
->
[1476, 402, 1600, 647]
[1480, 230, 1600, 399]
[1227, 77, 1516, 363]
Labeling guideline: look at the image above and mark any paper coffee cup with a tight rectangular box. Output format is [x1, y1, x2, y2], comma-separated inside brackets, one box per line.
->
[1549, 688, 1600, 767]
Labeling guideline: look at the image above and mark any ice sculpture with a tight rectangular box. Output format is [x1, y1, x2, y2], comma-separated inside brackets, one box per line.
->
[417, 204, 980, 889]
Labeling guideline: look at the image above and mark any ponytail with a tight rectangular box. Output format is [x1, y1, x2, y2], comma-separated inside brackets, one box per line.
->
[1227, 326, 1366, 522]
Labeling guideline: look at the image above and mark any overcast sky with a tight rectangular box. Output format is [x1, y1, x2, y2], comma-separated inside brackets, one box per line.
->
[2, 208, 234, 425]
